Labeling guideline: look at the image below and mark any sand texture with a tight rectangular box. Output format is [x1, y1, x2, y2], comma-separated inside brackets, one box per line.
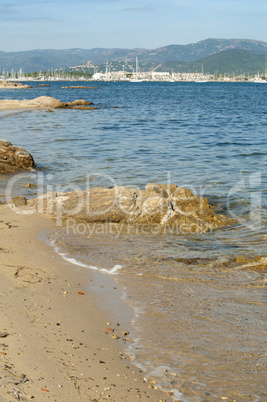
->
[0, 204, 172, 401]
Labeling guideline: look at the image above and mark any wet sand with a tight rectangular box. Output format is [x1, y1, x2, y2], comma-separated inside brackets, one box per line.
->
[0, 204, 172, 401]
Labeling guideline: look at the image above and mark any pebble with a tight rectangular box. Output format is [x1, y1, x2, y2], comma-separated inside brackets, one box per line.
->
[143, 377, 149, 383]
[112, 334, 119, 339]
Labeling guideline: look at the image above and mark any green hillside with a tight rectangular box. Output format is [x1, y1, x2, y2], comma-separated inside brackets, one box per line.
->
[157, 50, 266, 76]
[1, 39, 267, 74]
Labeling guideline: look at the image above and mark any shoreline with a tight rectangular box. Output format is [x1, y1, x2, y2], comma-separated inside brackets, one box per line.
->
[0, 204, 173, 401]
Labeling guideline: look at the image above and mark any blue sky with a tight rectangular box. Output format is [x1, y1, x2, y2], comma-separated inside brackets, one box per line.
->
[1, 0, 267, 51]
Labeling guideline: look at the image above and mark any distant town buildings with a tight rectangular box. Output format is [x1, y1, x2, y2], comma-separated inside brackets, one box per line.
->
[0, 66, 266, 83]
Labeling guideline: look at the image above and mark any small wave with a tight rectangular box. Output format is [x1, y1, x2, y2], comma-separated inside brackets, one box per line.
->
[216, 142, 253, 146]
[239, 152, 266, 157]
[147, 366, 185, 401]
[49, 237, 122, 275]
[55, 138, 82, 142]
[0, 109, 31, 119]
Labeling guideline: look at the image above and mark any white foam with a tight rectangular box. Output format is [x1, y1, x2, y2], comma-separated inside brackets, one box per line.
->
[49, 237, 122, 275]
[147, 366, 186, 401]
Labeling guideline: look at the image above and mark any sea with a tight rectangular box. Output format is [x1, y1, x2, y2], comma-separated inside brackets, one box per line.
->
[0, 81, 267, 401]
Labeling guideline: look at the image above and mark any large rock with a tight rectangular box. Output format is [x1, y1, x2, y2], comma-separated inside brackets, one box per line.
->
[27, 183, 234, 233]
[0, 80, 32, 89]
[0, 140, 36, 173]
[0, 96, 97, 111]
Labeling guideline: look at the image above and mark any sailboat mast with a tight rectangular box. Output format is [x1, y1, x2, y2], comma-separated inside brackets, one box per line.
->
[136, 57, 139, 74]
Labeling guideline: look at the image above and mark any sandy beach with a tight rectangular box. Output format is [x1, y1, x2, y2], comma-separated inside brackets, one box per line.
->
[0, 204, 173, 401]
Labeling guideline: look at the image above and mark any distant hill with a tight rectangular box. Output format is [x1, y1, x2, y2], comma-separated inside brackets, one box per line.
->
[1, 38, 267, 74]
[157, 50, 267, 75]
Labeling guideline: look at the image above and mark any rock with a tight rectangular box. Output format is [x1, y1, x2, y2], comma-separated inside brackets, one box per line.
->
[12, 196, 27, 206]
[234, 255, 267, 271]
[235, 256, 246, 264]
[27, 183, 234, 233]
[0, 80, 32, 89]
[67, 99, 93, 106]
[0, 96, 61, 110]
[0, 96, 96, 111]
[172, 187, 193, 198]
[31, 96, 64, 108]
[112, 334, 120, 339]
[145, 183, 169, 198]
[0, 140, 36, 174]
[64, 99, 98, 110]
[72, 106, 99, 110]
[25, 182, 37, 188]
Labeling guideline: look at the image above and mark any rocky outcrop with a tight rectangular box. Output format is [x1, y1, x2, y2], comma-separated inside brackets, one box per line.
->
[0, 80, 32, 89]
[0, 140, 36, 173]
[0, 96, 98, 111]
[27, 183, 234, 233]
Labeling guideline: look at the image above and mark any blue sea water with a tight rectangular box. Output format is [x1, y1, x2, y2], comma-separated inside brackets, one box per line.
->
[1, 81, 267, 400]
[1, 82, 267, 198]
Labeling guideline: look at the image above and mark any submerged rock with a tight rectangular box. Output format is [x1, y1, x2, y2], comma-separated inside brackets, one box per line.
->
[0, 140, 36, 173]
[67, 99, 93, 106]
[12, 196, 27, 206]
[27, 183, 234, 233]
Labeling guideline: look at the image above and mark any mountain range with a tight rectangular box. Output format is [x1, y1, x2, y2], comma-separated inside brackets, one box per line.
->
[1, 38, 267, 75]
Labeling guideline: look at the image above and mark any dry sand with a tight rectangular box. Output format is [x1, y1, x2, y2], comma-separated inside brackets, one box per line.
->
[0, 204, 173, 401]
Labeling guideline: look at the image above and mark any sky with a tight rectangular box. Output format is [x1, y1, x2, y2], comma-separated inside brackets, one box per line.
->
[1, 0, 267, 52]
